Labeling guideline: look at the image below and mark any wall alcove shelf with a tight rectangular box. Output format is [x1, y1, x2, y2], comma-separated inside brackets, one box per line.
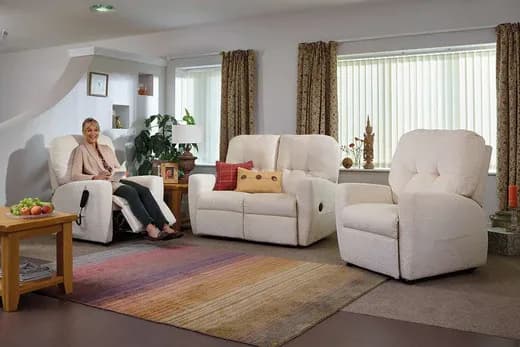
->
[138, 73, 154, 96]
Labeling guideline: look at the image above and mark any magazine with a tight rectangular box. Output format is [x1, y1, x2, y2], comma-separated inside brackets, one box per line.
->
[0, 261, 53, 282]
[110, 171, 127, 183]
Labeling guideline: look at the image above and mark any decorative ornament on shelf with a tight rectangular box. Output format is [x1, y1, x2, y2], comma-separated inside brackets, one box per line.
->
[356, 116, 375, 169]
[340, 140, 363, 169]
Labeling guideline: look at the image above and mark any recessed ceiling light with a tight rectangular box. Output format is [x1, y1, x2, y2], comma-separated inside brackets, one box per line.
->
[90, 4, 115, 13]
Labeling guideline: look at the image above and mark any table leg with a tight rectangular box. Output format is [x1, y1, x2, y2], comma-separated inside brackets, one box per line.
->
[56, 222, 73, 294]
[1, 235, 20, 312]
[172, 190, 183, 231]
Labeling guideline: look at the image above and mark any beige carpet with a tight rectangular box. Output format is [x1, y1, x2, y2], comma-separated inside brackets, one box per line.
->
[343, 255, 520, 340]
[20, 231, 520, 340]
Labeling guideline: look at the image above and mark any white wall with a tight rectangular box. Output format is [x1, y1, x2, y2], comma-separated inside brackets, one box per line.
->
[0, 0, 518, 207]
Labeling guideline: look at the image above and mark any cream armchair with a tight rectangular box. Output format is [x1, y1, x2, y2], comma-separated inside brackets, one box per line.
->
[189, 135, 340, 246]
[48, 134, 175, 244]
[336, 130, 492, 280]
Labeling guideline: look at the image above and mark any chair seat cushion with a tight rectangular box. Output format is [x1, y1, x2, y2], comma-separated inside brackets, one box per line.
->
[198, 191, 249, 212]
[342, 203, 399, 239]
[244, 193, 297, 217]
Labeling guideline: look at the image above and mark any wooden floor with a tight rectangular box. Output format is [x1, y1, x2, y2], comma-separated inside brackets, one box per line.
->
[0, 294, 517, 347]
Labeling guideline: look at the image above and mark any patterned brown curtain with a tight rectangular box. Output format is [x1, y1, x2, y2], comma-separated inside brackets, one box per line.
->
[296, 41, 338, 139]
[220, 50, 256, 161]
[497, 23, 520, 210]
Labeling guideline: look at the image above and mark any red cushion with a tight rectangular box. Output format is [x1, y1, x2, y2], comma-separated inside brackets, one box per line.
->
[214, 161, 254, 190]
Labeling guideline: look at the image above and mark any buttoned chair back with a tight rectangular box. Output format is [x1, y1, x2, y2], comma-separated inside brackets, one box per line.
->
[388, 129, 491, 205]
[226, 135, 281, 171]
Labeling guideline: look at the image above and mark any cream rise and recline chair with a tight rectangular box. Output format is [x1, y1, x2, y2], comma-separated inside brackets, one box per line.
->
[48, 134, 175, 244]
[335, 129, 492, 280]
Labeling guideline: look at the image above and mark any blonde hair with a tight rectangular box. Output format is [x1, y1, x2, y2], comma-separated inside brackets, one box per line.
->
[82, 117, 100, 133]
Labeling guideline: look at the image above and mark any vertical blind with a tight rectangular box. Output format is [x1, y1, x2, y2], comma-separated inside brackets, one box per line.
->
[175, 66, 221, 165]
[337, 46, 497, 170]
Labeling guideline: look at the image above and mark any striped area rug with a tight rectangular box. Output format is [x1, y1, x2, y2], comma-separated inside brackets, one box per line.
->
[44, 244, 385, 346]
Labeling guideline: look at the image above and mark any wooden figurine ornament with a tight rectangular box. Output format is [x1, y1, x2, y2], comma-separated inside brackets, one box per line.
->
[362, 116, 375, 169]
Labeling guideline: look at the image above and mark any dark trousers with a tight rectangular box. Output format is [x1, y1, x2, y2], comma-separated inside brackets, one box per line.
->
[114, 179, 168, 228]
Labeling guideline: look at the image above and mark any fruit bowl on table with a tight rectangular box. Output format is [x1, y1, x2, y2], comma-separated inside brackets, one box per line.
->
[8, 197, 55, 219]
[5, 211, 56, 219]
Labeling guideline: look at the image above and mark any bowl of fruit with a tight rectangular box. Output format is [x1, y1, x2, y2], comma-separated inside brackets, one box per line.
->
[8, 197, 55, 219]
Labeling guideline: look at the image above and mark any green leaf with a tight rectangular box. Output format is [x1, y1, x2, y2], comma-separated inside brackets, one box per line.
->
[183, 108, 196, 125]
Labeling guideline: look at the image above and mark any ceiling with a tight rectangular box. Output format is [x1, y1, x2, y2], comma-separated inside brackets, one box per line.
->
[0, 0, 397, 54]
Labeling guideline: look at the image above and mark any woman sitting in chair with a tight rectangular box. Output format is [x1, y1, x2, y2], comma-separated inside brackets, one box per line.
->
[71, 117, 183, 241]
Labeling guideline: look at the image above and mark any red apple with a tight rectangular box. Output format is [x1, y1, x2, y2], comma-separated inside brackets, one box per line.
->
[21, 207, 31, 216]
[30, 206, 42, 215]
[41, 205, 52, 214]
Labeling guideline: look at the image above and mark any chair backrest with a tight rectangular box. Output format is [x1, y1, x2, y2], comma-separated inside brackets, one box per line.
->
[277, 135, 340, 183]
[48, 134, 115, 190]
[388, 129, 490, 205]
[226, 135, 280, 171]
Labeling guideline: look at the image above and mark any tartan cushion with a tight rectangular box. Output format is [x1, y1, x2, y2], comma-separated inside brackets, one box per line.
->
[214, 160, 254, 190]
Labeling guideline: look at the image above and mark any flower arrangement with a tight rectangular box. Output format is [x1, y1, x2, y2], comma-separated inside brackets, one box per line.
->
[341, 138, 364, 168]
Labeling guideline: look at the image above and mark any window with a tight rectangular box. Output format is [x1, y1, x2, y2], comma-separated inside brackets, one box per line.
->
[174, 64, 221, 165]
[337, 45, 497, 170]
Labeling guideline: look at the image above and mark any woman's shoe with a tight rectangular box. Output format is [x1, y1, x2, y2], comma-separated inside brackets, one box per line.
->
[165, 230, 184, 240]
[144, 230, 170, 241]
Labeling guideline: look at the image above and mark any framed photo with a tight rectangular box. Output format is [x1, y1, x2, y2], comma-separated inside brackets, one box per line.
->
[88, 72, 108, 97]
[161, 162, 179, 183]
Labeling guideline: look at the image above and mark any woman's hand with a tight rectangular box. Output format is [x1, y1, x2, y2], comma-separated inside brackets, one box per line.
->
[93, 172, 111, 180]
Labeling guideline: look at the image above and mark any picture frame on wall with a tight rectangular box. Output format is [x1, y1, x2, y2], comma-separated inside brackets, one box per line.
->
[88, 72, 109, 97]
[160, 162, 179, 184]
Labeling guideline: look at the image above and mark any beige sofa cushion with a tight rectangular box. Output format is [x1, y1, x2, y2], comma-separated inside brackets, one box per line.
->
[197, 191, 248, 213]
[244, 193, 297, 218]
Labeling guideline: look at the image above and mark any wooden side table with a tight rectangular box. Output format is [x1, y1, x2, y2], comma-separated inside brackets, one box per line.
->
[0, 207, 77, 311]
[163, 183, 190, 231]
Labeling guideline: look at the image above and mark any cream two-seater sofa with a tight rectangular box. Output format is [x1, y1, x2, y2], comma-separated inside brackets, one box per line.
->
[188, 135, 340, 246]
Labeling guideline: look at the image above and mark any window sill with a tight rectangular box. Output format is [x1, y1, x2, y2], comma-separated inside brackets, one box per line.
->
[339, 167, 390, 173]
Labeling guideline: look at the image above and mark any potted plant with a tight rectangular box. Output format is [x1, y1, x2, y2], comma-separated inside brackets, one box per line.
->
[133, 110, 198, 176]
[134, 114, 180, 175]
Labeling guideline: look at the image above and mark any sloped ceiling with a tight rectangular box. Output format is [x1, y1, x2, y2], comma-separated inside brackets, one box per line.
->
[0, 0, 421, 53]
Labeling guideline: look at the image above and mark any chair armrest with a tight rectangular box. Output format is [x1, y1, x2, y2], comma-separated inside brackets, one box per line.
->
[52, 180, 113, 214]
[188, 174, 216, 234]
[291, 176, 337, 246]
[336, 183, 393, 207]
[124, 175, 164, 200]
[335, 183, 393, 238]
[398, 191, 487, 279]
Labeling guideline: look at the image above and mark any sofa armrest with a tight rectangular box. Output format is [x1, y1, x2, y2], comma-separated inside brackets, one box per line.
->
[188, 174, 216, 234]
[398, 191, 487, 279]
[291, 176, 337, 246]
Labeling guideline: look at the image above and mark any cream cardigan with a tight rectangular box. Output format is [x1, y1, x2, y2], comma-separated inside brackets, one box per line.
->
[71, 142, 121, 182]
